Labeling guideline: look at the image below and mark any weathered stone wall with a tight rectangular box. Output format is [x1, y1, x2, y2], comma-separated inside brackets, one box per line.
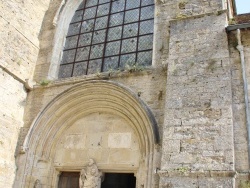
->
[155, 0, 224, 65]
[160, 11, 235, 187]
[0, 0, 50, 79]
[7, 0, 250, 187]
[0, 0, 49, 187]
[0, 70, 26, 187]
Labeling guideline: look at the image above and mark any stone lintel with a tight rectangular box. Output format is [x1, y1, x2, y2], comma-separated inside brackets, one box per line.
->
[54, 164, 138, 173]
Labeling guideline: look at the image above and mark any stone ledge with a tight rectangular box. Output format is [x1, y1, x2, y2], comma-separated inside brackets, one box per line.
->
[169, 10, 227, 23]
[0, 64, 26, 85]
[34, 67, 167, 89]
[226, 23, 250, 32]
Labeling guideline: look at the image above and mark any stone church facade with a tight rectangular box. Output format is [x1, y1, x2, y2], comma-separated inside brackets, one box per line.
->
[0, 0, 250, 187]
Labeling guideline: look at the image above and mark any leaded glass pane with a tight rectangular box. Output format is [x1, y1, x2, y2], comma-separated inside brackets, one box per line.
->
[92, 29, 106, 44]
[97, 3, 110, 17]
[65, 36, 78, 49]
[99, 0, 110, 4]
[81, 20, 95, 33]
[86, 0, 98, 8]
[138, 35, 153, 51]
[109, 12, 124, 26]
[140, 20, 154, 35]
[78, 33, 92, 47]
[87, 59, 102, 74]
[120, 53, 136, 68]
[123, 23, 138, 38]
[67, 23, 81, 36]
[125, 9, 139, 23]
[95, 16, 108, 30]
[73, 62, 87, 76]
[105, 41, 120, 56]
[137, 51, 152, 66]
[142, 0, 154, 6]
[111, 0, 125, 13]
[121, 38, 137, 53]
[59, 64, 73, 78]
[83, 7, 97, 20]
[75, 47, 90, 61]
[141, 6, 154, 20]
[107, 26, 122, 41]
[60, 0, 154, 78]
[90, 44, 104, 59]
[103, 56, 119, 71]
[71, 10, 83, 23]
[126, 0, 140, 9]
[61, 49, 76, 64]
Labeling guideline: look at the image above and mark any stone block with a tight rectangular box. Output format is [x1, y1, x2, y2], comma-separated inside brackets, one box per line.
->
[108, 133, 132, 149]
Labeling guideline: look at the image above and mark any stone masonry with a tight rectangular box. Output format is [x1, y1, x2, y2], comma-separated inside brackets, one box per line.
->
[0, 0, 250, 187]
[0, 0, 50, 187]
[160, 12, 235, 187]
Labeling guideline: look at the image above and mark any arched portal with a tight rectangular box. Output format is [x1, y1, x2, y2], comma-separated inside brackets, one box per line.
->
[20, 80, 160, 188]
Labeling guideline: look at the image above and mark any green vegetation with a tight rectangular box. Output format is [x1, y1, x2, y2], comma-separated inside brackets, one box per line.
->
[40, 79, 51, 86]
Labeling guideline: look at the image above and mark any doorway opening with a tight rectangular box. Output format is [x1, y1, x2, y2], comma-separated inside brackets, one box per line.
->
[58, 172, 136, 188]
[101, 173, 136, 188]
[58, 172, 80, 188]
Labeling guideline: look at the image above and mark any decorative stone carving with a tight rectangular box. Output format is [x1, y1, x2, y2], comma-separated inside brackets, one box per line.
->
[34, 179, 42, 188]
[79, 159, 101, 188]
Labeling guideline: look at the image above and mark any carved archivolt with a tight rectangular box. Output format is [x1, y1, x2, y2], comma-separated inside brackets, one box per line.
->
[23, 81, 159, 155]
[20, 80, 160, 188]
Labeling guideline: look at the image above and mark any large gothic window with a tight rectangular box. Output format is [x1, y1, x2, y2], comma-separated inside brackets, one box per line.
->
[59, 0, 154, 78]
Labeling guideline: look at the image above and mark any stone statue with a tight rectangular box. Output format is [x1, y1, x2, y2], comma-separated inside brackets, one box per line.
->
[79, 159, 101, 188]
[34, 179, 42, 188]
[79, 168, 86, 188]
